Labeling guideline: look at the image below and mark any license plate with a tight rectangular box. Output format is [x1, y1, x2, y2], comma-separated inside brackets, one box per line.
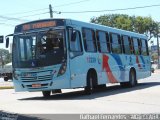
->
[32, 84, 41, 88]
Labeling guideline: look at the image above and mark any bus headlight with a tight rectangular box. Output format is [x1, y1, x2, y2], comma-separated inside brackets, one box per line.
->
[57, 63, 67, 77]
[13, 71, 19, 80]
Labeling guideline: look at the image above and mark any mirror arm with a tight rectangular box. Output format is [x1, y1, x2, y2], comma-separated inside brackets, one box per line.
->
[5, 34, 13, 38]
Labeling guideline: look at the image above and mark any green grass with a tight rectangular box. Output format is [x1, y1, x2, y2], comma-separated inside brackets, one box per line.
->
[0, 86, 14, 90]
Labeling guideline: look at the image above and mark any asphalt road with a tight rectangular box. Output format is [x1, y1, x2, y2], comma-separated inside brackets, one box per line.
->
[0, 71, 160, 119]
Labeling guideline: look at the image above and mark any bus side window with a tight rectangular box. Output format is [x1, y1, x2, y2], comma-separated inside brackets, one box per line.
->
[138, 39, 142, 55]
[82, 28, 97, 52]
[69, 30, 82, 52]
[132, 37, 140, 55]
[141, 39, 149, 56]
[110, 33, 121, 54]
[96, 31, 110, 53]
[122, 35, 131, 54]
[130, 38, 135, 54]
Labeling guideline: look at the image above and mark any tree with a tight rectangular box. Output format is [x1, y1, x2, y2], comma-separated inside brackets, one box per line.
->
[90, 14, 157, 40]
[0, 49, 11, 68]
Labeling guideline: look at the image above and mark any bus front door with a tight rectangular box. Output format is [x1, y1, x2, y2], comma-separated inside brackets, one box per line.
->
[69, 29, 85, 88]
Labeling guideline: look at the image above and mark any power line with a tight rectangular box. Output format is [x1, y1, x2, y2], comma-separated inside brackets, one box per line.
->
[1, 2, 159, 22]
[0, 23, 15, 27]
[19, 12, 49, 18]
[16, 0, 91, 18]
[56, 4, 160, 14]
[2, 0, 91, 16]
[0, 15, 29, 22]
[18, 3, 160, 18]
[5, 8, 48, 16]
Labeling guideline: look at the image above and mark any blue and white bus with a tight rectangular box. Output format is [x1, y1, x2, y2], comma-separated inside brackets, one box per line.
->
[6, 19, 151, 97]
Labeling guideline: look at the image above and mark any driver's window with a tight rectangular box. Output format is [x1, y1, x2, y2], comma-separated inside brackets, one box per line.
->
[69, 30, 82, 52]
[39, 30, 64, 54]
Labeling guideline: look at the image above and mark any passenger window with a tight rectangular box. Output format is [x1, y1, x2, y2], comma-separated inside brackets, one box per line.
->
[138, 39, 142, 55]
[68, 28, 83, 58]
[69, 30, 82, 52]
[97, 31, 110, 53]
[82, 28, 97, 52]
[122, 35, 131, 54]
[110, 33, 121, 54]
[141, 39, 149, 56]
[132, 37, 139, 55]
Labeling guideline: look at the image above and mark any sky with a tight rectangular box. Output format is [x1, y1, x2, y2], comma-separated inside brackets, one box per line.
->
[0, 0, 160, 48]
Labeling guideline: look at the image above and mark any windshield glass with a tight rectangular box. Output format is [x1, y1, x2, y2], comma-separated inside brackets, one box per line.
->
[12, 29, 66, 68]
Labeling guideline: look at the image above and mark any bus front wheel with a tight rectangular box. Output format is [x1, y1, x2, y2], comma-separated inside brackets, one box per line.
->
[84, 70, 97, 94]
[85, 73, 93, 95]
[42, 91, 51, 98]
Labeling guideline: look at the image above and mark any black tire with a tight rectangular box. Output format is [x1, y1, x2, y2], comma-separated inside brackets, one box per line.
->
[4, 77, 8, 82]
[42, 91, 51, 98]
[84, 72, 94, 95]
[120, 70, 137, 88]
[128, 70, 137, 87]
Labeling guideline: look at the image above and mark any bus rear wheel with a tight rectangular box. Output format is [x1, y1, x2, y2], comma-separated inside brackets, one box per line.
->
[128, 70, 137, 87]
[120, 70, 137, 88]
[42, 91, 51, 98]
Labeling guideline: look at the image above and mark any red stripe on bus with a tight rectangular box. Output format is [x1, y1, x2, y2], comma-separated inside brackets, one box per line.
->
[136, 56, 141, 68]
[102, 55, 118, 83]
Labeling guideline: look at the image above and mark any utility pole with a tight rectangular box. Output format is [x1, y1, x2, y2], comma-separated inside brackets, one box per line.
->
[157, 36, 160, 69]
[49, 4, 53, 18]
[157, 31, 160, 69]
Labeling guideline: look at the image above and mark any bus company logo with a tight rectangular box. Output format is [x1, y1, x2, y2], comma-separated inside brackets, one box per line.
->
[87, 57, 96, 63]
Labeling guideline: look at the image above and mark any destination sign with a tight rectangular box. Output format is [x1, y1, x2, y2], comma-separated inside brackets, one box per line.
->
[23, 21, 56, 31]
[14, 19, 65, 33]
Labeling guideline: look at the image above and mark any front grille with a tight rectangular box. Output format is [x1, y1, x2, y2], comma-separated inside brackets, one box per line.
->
[20, 71, 52, 82]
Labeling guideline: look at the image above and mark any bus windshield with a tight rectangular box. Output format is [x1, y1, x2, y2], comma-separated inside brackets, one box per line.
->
[12, 29, 66, 68]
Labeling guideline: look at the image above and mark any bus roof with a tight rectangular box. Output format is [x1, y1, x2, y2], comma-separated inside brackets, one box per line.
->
[14, 18, 147, 39]
[65, 19, 147, 39]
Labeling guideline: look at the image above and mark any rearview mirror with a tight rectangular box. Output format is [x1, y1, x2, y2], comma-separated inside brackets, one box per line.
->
[6, 37, 9, 48]
[5, 34, 13, 48]
[0, 36, 4, 43]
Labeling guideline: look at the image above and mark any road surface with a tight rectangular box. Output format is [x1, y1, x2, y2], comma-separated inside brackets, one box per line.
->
[0, 71, 160, 119]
